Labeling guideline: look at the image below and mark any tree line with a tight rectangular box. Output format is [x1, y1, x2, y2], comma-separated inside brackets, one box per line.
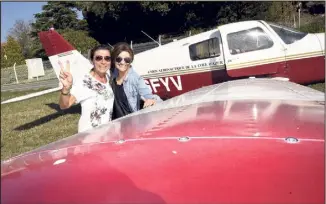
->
[1, 1, 325, 69]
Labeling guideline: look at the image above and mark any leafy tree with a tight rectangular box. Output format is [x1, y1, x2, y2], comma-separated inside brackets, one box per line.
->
[266, 2, 297, 25]
[216, 2, 271, 25]
[1, 43, 6, 68]
[303, 1, 325, 15]
[29, 29, 99, 60]
[8, 20, 34, 59]
[299, 17, 325, 33]
[29, 39, 48, 60]
[26, 1, 291, 57]
[77, 2, 213, 43]
[1, 36, 25, 68]
[31, 2, 84, 37]
[61, 29, 99, 54]
[29, 2, 90, 59]
[77, 2, 271, 44]
[76, 2, 144, 43]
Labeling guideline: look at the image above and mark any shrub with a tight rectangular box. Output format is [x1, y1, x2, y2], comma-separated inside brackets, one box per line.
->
[1, 36, 25, 69]
[298, 17, 325, 33]
[60, 29, 100, 54]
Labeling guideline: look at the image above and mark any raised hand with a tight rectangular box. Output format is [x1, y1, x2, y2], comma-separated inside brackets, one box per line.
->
[59, 60, 73, 91]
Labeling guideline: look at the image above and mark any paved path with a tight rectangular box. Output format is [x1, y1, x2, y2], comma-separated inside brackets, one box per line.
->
[1, 79, 59, 92]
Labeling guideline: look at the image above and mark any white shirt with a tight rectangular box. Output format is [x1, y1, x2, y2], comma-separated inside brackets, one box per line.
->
[70, 73, 114, 133]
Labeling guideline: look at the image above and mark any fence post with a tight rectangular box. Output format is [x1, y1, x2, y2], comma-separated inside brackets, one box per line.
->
[293, 13, 296, 28]
[13, 62, 19, 84]
[298, 8, 301, 28]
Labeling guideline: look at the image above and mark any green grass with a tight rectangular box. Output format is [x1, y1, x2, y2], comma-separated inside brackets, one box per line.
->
[308, 82, 325, 93]
[1, 88, 49, 102]
[1, 82, 324, 161]
[1, 90, 80, 160]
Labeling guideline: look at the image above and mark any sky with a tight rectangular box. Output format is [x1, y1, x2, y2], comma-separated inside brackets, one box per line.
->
[1, 2, 82, 43]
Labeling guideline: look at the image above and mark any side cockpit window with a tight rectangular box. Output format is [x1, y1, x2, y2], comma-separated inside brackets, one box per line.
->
[268, 22, 308, 44]
[189, 38, 220, 61]
[227, 27, 274, 55]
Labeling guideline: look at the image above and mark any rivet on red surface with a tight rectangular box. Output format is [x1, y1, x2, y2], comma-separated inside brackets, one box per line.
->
[178, 136, 190, 142]
[116, 139, 126, 144]
[53, 159, 66, 165]
[284, 137, 299, 144]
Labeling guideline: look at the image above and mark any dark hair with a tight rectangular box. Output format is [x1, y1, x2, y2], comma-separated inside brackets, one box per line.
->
[89, 44, 111, 60]
[111, 42, 134, 64]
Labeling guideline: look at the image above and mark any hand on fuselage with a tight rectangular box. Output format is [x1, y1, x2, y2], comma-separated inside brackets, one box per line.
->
[143, 98, 156, 108]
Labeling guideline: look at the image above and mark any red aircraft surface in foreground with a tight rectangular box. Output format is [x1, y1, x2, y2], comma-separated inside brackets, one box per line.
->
[1, 78, 324, 204]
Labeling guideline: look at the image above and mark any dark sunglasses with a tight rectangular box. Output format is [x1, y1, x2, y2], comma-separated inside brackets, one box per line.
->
[116, 56, 132, 64]
[95, 56, 111, 62]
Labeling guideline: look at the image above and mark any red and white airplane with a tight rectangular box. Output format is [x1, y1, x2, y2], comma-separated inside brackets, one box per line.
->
[43, 20, 325, 100]
[1, 20, 324, 105]
[1, 20, 325, 203]
[1, 77, 324, 203]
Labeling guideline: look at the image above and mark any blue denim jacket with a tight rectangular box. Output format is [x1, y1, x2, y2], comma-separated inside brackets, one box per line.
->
[112, 67, 162, 112]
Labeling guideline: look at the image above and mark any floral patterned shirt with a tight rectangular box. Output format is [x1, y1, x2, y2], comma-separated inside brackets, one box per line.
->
[70, 73, 114, 132]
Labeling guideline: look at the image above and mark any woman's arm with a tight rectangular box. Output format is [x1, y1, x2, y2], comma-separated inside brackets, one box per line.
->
[59, 88, 76, 109]
[137, 76, 162, 102]
[136, 76, 162, 108]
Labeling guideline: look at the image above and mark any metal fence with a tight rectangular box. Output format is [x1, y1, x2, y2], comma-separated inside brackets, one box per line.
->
[1, 60, 57, 86]
[132, 38, 175, 54]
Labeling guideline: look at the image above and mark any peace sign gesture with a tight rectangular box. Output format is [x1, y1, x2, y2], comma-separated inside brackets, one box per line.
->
[59, 60, 73, 90]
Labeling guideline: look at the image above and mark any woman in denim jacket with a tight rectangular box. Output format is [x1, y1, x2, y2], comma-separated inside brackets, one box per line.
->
[110, 42, 162, 119]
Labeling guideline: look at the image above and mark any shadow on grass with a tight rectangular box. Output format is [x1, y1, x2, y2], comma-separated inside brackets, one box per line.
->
[14, 103, 81, 131]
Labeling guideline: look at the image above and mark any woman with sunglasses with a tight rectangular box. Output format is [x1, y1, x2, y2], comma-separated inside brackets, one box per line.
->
[110, 42, 162, 119]
[59, 44, 114, 132]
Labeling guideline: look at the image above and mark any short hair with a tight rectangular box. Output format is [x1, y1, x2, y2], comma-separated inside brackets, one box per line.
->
[89, 44, 111, 60]
[111, 42, 134, 63]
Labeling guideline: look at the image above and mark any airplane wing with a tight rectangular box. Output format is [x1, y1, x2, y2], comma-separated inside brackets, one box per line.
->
[2, 78, 324, 204]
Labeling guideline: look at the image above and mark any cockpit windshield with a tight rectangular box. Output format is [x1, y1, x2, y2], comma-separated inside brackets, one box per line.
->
[267, 22, 308, 44]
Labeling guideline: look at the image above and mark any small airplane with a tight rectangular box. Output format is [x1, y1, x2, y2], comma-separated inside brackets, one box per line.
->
[1, 20, 325, 203]
[1, 77, 324, 203]
[1, 20, 324, 104]
[133, 20, 325, 99]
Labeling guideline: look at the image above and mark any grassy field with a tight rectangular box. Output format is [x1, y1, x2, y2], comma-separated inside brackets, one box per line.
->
[1, 82, 325, 161]
[1, 90, 81, 160]
[1, 88, 49, 102]
[308, 82, 325, 93]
